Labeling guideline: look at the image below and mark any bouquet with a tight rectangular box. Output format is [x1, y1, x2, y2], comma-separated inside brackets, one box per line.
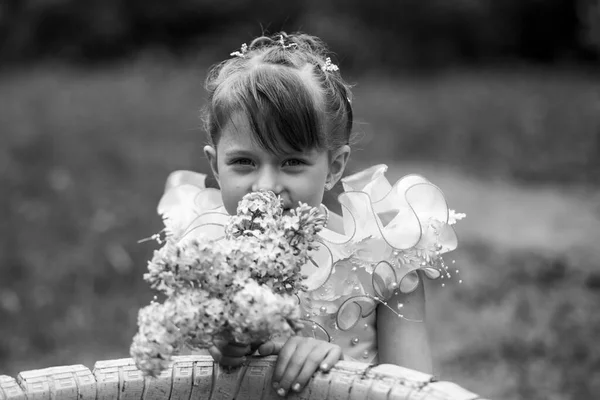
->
[130, 191, 326, 376]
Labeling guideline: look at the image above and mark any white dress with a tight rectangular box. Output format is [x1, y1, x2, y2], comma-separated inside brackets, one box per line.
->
[157, 164, 461, 363]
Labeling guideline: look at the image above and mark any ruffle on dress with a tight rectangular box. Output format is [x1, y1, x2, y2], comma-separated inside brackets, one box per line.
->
[155, 165, 463, 363]
[157, 170, 229, 242]
[307, 164, 459, 290]
[296, 164, 462, 362]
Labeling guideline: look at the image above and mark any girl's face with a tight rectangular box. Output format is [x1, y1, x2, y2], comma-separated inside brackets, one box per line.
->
[204, 113, 349, 215]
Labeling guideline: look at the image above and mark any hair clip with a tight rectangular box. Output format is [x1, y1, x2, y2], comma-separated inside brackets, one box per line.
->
[278, 35, 298, 50]
[230, 43, 248, 58]
[322, 57, 339, 72]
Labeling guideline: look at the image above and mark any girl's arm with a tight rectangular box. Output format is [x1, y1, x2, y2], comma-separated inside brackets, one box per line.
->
[376, 271, 432, 374]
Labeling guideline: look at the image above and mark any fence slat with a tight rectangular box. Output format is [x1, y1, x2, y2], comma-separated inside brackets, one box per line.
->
[0, 376, 26, 400]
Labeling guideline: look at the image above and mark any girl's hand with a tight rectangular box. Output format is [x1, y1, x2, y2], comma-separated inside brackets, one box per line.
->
[208, 339, 259, 367]
[257, 336, 343, 397]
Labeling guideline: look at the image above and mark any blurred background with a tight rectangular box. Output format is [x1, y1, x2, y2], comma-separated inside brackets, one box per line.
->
[1, 1, 600, 399]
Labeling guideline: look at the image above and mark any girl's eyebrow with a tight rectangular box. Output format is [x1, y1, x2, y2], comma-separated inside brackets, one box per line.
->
[225, 147, 318, 159]
[278, 147, 319, 157]
[224, 149, 255, 158]
[287, 149, 319, 159]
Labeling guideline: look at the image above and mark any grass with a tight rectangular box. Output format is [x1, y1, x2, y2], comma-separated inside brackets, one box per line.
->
[1, 58, 599, 400]
[383, 163, 600, 400]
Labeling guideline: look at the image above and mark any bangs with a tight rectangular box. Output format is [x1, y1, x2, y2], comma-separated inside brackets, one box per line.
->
[212, 65, 324, 154]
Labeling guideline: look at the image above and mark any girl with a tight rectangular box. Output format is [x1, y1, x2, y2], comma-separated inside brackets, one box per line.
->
[163, 32, 460, 397]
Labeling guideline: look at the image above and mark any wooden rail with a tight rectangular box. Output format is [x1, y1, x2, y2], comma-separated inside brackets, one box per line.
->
[0, 355, 486, 399]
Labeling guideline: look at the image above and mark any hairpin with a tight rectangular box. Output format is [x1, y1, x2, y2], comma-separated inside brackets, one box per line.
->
[230, 43, 248, 58]
[322, 57, 339, 72]
[278, 35, 298, 50]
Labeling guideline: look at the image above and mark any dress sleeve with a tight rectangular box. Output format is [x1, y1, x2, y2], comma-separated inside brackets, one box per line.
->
[338, 164, 463, 289]
[299, 164, 465, 336]
[156, 170, 228, 243]
[164, 170, 207, 191]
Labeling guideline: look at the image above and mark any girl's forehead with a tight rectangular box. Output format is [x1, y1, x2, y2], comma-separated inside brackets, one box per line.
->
[220, 113, 263, 147]
[219, 121, 261, 151]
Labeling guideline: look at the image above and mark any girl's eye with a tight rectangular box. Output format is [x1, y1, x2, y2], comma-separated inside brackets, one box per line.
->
[232, 158, 254, 166]
[282, 159, 304, 167]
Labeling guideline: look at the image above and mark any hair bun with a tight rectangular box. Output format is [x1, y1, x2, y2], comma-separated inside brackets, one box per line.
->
[247, 32, 330, 59]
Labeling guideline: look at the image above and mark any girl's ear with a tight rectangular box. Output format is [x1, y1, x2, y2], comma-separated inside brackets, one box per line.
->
[204, 145, 220, 185]
[326, 145, 351, 189]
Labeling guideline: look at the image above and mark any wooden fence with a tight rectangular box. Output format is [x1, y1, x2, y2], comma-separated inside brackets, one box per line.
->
[0, 355, 487, 399]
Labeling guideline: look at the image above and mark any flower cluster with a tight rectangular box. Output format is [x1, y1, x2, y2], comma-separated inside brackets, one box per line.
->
[130, 191, 326, 376]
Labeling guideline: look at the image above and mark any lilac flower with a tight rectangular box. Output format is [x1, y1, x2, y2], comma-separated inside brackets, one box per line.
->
[131, 191, 326, 376]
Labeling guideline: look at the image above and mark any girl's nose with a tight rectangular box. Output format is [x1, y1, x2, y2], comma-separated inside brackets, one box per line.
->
[252, 167, 283, 194]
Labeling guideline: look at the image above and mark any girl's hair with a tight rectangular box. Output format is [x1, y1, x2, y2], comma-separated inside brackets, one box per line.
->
[202, 32, 353, 154]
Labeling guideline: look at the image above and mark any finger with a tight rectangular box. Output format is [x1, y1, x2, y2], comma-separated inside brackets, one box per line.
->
[258, 340, 284, 356]
[212, 339, 251, 357]
[213, 339, 249, 348]
[319, 345, 342, 372]
[213, 339, 249, 349]
[290, 359, 319, 392]
[220, 344, 251, 358]
[250, 341, 263, 354]
[291, 345, 342, 394]
[208, 345, 222, 363]
[212, 338, 229, 349]
[271, 338, 299, 393]
[276, 340, 311, 395]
